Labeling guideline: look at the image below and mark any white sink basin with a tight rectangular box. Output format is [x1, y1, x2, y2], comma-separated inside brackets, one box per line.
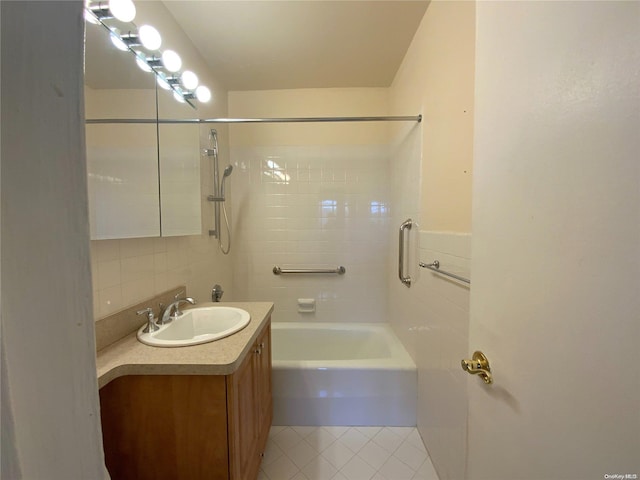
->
[137, 306, 251, 347]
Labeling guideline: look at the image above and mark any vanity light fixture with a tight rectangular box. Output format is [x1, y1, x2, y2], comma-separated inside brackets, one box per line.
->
[109, 29, 129, 51]
[161, 50, 182, 72]
[135, 55, 153, 72]
[138, 24, 162, 51]
[85, 0, 212, 106]
[196, 86, 212, 103]
[87, 0, 136, 23]
[157, 74, 172, 91]
[181, 71, 199, 90]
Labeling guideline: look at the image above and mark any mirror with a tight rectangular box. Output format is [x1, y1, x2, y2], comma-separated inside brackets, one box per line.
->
[84, 17, 201, 239]
[158, 85, 202, 237]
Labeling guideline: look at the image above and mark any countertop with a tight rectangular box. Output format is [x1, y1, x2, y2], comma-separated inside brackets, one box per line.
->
[96, 301, 274, 388]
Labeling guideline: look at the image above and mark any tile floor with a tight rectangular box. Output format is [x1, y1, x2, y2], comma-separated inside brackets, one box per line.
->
[258, 426, 440, 480]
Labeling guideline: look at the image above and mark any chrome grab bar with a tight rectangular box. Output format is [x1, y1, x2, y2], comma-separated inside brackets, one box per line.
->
[273, 266, 346, 275]
[398, 219, 412, 287]
[419, 260, 471, 285]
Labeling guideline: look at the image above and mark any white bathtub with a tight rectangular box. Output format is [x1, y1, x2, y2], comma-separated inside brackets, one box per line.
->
[271, 322, 417, 426]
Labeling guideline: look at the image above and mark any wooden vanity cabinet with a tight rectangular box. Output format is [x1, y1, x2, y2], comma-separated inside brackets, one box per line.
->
[227, 320, 272, 480]
[99, 319, 272, 480]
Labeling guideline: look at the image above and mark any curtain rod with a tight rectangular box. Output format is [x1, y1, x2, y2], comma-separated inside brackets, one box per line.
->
[86, 115, 422, 125]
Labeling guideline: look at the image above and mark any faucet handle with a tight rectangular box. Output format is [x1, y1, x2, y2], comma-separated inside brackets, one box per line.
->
[137, 308, 159, 333]
[174, 290, 185, 301]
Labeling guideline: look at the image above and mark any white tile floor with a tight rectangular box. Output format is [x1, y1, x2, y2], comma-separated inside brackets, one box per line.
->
[258, 426, 440, 480]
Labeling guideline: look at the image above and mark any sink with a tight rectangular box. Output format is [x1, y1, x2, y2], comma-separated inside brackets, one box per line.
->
[137, 306, 251, 347]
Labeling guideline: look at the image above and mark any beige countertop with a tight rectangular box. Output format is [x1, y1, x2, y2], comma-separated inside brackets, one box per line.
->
[96, 302, 274, 388]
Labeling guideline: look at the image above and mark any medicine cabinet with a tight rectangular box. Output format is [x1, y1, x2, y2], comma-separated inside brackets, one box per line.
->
[84, 20, 201, 239]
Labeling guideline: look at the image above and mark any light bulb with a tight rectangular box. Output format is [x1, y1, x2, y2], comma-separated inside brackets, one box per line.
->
[157, 75, 171, 90]
[139, 25, 161, 50]
[173, 91, 186, 103]
[135, 55, 152, 72]
[181, 70, 198, 90]
[196, 85, 211, 103]
[110, 30, 129, 52]
[109, 0, 136, 22]
[162, 50, 182, 72]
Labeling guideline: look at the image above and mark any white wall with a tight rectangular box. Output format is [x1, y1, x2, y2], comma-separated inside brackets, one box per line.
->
[1, 1, 105, 477]
[469, 1, 640, 478]
[387, 3, 476, 479]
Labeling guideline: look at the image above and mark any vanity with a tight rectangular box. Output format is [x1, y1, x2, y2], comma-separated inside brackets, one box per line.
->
[96, 298, 274, 480]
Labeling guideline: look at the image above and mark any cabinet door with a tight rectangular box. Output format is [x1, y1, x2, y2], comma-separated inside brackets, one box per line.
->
[256, 325, 273, 444]
[100, 375, 229, 480]
[227, 341, 260, 480]
[227, 320, 272, 480]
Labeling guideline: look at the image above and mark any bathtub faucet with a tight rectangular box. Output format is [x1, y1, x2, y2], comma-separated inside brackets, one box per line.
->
[212, 284, 224, 302]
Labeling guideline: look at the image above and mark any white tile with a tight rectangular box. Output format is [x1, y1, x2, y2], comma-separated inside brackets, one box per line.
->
[262, 454, 300, 480]
[331, 473, 349, 480]
[354, 427, 382, 439]
[272, 427, 305, 451]
[412, 459, 440, 480]
[269, 425, 287, 437]
[97, 259, 121, 289]
[322, 426, 350, 439]
[372, 428, 404, 454]
[306, 429, 337, 453]
[377, 456, 416, 480]
[340, 429, 370, 453]
[262, 440, 284, 467]
[287, 441, 319, 469]
[339, 456, 377, 480]
[404, 430, 427, 452]
[393, 441, 428, 471]
[386, 427, 414, 439]
[292, 472, 311, 480]
[302, 455, 338, 480]
[293, 426, 320, 438]
[321, 440, 355, 470]
[357, 441, 392, 470]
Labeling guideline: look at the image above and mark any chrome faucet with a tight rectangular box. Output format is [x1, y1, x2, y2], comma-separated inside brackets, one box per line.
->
[159, 292, 196, 325]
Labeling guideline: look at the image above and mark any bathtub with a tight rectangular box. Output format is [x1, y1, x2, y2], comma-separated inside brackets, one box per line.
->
[271, 322, 417, 426]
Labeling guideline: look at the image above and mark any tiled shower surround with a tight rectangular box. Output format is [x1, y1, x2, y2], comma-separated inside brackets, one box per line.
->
[231, 145, 391, 323]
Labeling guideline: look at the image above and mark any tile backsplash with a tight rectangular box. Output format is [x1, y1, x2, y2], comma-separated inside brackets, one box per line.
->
[90, 235, 232, 319]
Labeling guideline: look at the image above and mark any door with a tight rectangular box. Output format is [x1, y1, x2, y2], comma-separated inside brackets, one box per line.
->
[468, 2, 639, 479]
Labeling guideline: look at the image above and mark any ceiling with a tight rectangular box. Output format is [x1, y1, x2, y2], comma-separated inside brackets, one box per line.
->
[162, 1, 429, 91]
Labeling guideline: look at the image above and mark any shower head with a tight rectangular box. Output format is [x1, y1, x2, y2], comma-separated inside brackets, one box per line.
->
[221, 165, 233, 198]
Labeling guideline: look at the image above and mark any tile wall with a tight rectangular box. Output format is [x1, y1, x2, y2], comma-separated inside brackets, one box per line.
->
[90, 234, 233, 319]
[230, 145, 391, 323]
[387, 230, 471, 480]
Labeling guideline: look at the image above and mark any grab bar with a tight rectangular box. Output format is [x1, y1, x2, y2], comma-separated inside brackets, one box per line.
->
[419, 260, 471, 285]
[398, 219, 413, 287]
[273, 266, 346, 275]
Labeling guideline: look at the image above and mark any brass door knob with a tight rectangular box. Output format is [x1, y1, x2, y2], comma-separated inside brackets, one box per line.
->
[461, 351, 493, 384]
